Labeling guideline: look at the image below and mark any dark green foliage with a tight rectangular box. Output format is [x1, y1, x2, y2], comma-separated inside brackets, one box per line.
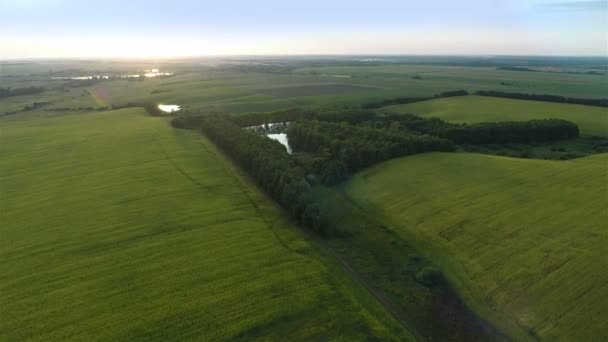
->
[231, 108, 314, 127]
[436, 90, 469, 98]
[441, 119, 579, 144]
[287, 121, 455, 181]
[415, 266, 445, 288]
[198, 116, 332, 236]
[362, 96, 433, 109]
[476, 90, 608, 107]
[171, 115, 206, 129]
[381, 114, 580, 144]
[497, 66, 540, 72]
[230, 108, 376, 128]
[0, 86, 44, 98]
[318, 159, 349, 185]
[361, 90, 469, 109]
[315, 110, 377, 125]
[143, 103, 164, 116]
[497, 66, 605, 76]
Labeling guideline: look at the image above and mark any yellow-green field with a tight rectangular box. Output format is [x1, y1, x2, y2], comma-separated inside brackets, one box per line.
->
[0, 109, 410, 341]
[384, 95, 608, 136]
[345, 152, 608, 340]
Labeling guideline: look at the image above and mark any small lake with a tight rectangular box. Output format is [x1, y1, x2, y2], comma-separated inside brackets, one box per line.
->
[245, 122, 293, 154]
[267, 133, 292, 154]
[158, 104, 181, 113]
[51, 69, 174, 80]
[320, 74, 351, 78]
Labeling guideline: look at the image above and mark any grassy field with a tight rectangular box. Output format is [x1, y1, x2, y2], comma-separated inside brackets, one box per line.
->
[0, 108, 411, 341]
[344, 152, 608, 341]
[293, 65, 608, 98]
[384, 95, 608, 136]
[4, 61, 608, 117]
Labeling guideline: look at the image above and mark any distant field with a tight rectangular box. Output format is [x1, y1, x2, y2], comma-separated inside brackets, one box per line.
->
[384, 95, 608, 136]
[254, 83, 380, 97]
[0, 109, 409, 341]
[294, 65, 608, 98]
[5, 62, 608, 117]
[345, 152, 608, 341]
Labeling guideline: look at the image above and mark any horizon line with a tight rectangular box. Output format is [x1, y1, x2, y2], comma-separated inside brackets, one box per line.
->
[2, 53, 608, 62]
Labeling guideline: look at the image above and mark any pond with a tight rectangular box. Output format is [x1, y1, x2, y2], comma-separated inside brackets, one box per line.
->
[50, 69, 174, 80]
[267, 133, 292, 154]
[158, 104, 181, 113]
[244, 123, 293, 154]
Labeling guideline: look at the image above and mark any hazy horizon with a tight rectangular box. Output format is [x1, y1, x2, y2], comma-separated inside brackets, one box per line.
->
[1, 0, 607, 59]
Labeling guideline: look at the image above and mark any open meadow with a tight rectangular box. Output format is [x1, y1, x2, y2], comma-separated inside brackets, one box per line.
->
[2, 57, 607, 341]
[0, 108, 410, 341]
[3, 60, 608, 116]
[344, 152, 608, 340]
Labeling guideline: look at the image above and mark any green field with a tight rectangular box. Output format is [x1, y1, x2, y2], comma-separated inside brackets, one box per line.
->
[0, 109, 410, 341]
[384, 95, 608, 136]
[2, 59, 606, 340]
[294, 65, 608, 98]
[344, 152, 608, 340]
[4, 61, 608, 117]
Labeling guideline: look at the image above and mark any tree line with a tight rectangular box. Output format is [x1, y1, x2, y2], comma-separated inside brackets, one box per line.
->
[379, 114, 580, 144]
[169, 108, 581, 237]
[475, 91, 608, 107]
[195, 116, 333, 236]
[230, 108, 314, 127]
[440, 120, 579, 144]
[287, 120, 455, 184]
[361, 90, 469, 109]
[0, 86, 44, 98]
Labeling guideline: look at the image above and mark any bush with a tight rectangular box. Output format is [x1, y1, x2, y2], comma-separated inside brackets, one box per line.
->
[415, 266, 444, 287]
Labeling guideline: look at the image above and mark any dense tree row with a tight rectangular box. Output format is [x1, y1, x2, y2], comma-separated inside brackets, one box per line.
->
[496, 66, 540, 72]
[361, 90, 469, 109]
[170, 115, 206, 129]
[497, 66, 604, 76]
[230, 108, 314, 127]
[380, 114, 580, 144]
[230, 108, 378, 129]
[476, 91, 608, 107]
[196, 116, 332, 236]
[287, 121, 455, 184]
[0, 86, 44, 98]
[440, 120, 579, 144]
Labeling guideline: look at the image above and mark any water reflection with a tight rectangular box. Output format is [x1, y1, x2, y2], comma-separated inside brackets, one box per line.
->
[51, 69, 174, 80]
[158, 104, 181, 113]
[244, 123, 293, 153]
[267, 134, 292, 154]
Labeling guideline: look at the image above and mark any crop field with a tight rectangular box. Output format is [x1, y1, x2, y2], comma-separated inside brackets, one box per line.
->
[344, 152, 608, 341]
[254, 84, 380, 97]
[4, 61, 608, 118]
[2, 58, 606, 340]
[293, 65, 608, 98]
[0, 109, 409, 341]
[384, 95, 608, 136]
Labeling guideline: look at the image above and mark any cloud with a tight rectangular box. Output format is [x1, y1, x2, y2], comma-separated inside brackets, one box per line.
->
[539, 1, 608, 11]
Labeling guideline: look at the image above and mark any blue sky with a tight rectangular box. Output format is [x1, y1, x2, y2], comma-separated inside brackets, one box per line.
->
[1, 0, 606, 58]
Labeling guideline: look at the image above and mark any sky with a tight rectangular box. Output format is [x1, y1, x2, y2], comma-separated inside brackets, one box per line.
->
[0, 0, 606, 58]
